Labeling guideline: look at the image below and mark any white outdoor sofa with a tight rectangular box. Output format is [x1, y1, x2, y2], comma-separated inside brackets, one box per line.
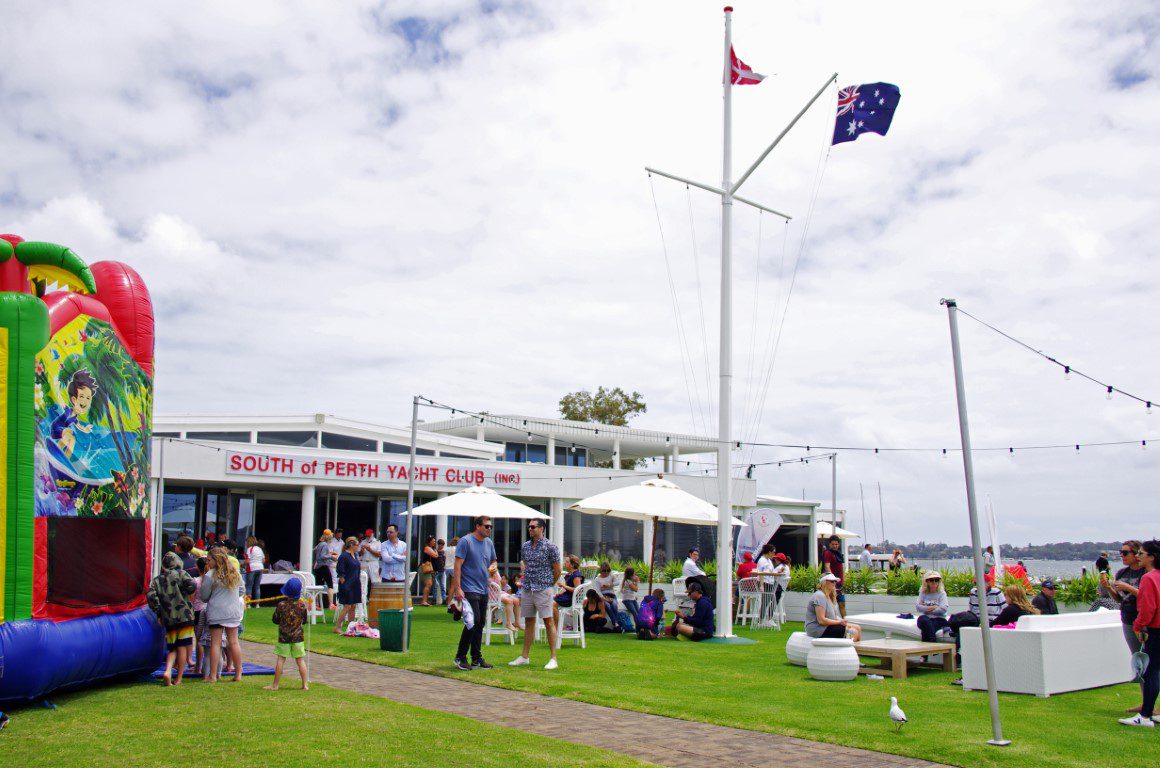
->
[843, 612, 923, 641]
[960, 609, 1132, 697]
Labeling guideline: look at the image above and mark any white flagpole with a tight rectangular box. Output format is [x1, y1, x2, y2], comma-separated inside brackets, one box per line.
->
[714, 5, 735, 637]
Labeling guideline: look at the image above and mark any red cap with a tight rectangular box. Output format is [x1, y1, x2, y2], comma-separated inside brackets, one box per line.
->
[365, 529, 375, 538]
[775, 553, 787, 562]
[724, 6, 733, 11]
[742, 551, 753, 561]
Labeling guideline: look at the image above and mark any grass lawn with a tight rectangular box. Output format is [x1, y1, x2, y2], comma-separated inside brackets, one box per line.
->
[0, 676, 646, 768]
[240, 606, 1150, 768]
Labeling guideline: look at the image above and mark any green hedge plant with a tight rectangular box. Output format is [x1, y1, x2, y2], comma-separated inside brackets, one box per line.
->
[788, 565, 823, 593]
[843, 567, 881, 595]
[884, 568, 922, 596]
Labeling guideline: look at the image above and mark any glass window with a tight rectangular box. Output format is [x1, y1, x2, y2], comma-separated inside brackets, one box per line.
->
[554, 446, 588, 467]
[504, 442, 526, 463]
[161, 488, 199, 552]
[153, 432, 179, 438]
[233, 496, 255, 547]
[526, 443, 547, 464]
[257, 430, 318, 447]
[381, 442, 434, 456]
[186, 431, 251, 442]
[320, 432, 376, 452]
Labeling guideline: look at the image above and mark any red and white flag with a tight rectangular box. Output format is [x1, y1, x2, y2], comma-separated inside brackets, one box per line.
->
[729, 46, 765, 85]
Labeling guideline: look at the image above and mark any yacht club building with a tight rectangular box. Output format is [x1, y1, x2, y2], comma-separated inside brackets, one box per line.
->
[150, 414, 758, 575]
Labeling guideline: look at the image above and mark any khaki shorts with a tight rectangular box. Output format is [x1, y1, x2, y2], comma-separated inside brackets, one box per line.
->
[520, 589, 555, 619]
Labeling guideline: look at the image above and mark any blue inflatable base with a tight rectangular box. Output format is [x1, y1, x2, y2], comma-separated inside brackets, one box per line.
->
[150, 662, 275, 679]
[0, 606, 164, 705]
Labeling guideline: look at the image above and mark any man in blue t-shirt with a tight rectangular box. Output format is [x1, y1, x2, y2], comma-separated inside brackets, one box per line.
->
[452, 515, 497, 671]
[672, 580, 714, 641]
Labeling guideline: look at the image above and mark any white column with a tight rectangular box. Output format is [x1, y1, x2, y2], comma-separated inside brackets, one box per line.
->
[435, 492, 449, 543]
[475, 423, 485, 442]
[570, 507, 582, 558]
[612, 439, 621, 469]
[642, 517, 654, 564]
[550, 498, 565, 561]
[300, 485, 315, 572]
[663, 454, 672, 473]
[664, 522, 676, 563]
[808, 506, 818, 568]
[547, 434, 556, 465]
[149, 477, 162, 577]
[671, 445, 679, 470]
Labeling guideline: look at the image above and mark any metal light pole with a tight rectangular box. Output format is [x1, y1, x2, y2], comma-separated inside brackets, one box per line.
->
[941, 298, 1009, 747]
[400, 395, 420, 651]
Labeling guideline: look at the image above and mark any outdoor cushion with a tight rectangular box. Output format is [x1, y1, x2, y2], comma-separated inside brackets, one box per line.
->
[844, 612, 921, 640]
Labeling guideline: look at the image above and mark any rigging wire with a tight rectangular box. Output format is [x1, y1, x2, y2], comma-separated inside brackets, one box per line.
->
[744, 92, 836, 458]
[648, 174, 709, 438]
[685, 183, 716, 436]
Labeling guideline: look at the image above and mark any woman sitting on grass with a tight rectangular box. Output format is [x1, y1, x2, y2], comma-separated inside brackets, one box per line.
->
[805, 573, 861, 641]
[582, 589, 613, 634]
[991, 583, 1039, 627]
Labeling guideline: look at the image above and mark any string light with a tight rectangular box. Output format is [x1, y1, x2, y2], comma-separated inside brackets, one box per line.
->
[957, 308, 1156, 415]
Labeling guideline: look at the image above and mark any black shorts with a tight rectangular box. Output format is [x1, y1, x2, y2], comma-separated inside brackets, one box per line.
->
[688, 627, 711, 642]
[313, 566, 333, 589]
[820, 624, 846, 639]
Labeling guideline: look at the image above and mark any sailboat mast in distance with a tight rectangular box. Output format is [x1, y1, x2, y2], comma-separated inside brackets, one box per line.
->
[878, 482, 886, 548]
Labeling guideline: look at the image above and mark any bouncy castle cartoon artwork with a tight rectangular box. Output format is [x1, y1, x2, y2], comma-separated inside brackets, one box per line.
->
[0, 234, 161, 704]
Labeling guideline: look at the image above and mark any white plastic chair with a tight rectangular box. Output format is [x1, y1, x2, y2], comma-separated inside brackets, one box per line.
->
[736, 577, 762, 628]
[555, 580, 591, 649]
[483, 583, 516, 646]
[293, 570, 326, 625]
[672, 577, 693, 612]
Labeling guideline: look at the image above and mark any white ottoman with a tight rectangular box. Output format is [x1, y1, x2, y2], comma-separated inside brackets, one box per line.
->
[786, 631, 813, 666]
[807, 638, 860, 681]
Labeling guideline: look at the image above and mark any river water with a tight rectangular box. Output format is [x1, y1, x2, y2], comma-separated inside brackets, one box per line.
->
[906, 558, 1094, 580]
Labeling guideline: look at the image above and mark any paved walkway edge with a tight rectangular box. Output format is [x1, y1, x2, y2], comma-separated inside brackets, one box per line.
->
[240, 640, 950, 768]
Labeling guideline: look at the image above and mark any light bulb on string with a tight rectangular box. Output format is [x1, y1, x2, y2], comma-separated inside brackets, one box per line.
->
[1064, 365, 1071, 381]
[942, 448, 947, 458]
[1143, 440, 1148, 451]
[1148, 402, 1153, 415]
[1106, 386, 1114, 401]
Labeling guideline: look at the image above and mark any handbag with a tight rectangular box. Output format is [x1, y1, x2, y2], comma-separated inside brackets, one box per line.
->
[420, 561, 434, 574]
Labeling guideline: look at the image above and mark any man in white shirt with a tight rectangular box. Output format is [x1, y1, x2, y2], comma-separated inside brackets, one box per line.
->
[359, 528, 381, 583]
[682, 547, 707, 579]
[379, 524, 408, 582]
[858, 544, 874, 570]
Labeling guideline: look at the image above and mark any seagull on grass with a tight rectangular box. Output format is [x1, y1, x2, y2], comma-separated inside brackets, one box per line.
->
[889, 697, 907, 732]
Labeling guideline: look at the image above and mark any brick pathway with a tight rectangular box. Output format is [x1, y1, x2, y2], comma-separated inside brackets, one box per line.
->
[240, 640, 948, 768]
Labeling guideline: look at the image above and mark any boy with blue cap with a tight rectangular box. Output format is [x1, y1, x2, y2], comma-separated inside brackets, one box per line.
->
[264, 577, 309, 690]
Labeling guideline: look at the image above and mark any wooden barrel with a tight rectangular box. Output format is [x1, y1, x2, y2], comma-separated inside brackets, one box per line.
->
[367, 582, 405, 626]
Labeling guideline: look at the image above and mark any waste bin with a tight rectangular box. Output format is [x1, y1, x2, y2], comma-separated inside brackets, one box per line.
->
[378, 608, 411, 652]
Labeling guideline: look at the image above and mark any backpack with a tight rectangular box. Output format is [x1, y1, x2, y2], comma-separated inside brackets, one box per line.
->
[636, 600, 657, 631]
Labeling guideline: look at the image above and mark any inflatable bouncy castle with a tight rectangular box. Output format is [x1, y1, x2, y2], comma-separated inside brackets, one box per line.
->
[0, 234, 161, 704]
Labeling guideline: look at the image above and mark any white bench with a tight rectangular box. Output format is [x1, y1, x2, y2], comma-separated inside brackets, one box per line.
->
[960, 609, 1131, 697]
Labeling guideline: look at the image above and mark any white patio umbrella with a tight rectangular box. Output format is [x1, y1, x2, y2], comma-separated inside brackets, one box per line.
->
[409, 484, 549, 519]
[814, 521, 860, 540]
[569, 476, 744, 593]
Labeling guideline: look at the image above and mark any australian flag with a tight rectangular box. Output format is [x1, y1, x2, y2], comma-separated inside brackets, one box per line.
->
[833, 82, 900, 145]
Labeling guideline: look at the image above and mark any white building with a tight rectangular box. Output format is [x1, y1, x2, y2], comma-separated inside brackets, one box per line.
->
[150, 413, 757, 575]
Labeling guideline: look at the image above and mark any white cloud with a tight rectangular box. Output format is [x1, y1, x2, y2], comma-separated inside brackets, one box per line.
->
[2, 1, 1157, 544]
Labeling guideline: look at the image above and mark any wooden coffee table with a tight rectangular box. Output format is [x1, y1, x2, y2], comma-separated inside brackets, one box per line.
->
[853, 638, 957, 679]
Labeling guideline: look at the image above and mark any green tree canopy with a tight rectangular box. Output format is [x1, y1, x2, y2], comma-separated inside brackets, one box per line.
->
[558, 386, 646, 426]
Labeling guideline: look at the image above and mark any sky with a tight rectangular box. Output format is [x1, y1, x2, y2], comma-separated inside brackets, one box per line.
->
[2, 1, 1157, 546]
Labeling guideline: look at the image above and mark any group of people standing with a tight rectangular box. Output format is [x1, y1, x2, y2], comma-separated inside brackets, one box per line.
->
[1104, 539, 1160, 728]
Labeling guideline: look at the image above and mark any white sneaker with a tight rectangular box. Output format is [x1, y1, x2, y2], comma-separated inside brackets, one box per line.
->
[1118, 714, 1154, 727]
[508, 656, 530, 666]
[544, 658, 558, 670]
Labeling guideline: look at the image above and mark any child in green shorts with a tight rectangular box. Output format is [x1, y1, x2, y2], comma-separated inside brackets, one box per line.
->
[264, 577, 309, 690]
